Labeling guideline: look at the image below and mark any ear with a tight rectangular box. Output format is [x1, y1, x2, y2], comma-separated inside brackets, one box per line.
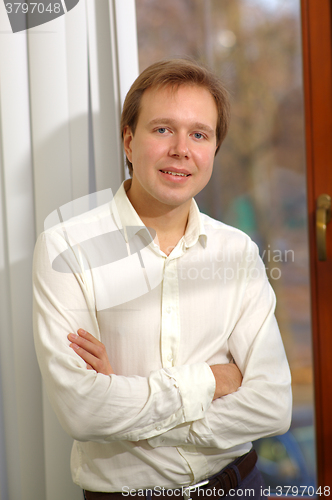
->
[123, 126, 133, 163]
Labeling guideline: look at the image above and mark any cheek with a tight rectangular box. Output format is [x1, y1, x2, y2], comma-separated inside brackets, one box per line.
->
[195, 148, 215, 172]
[134, 139, 166, 167]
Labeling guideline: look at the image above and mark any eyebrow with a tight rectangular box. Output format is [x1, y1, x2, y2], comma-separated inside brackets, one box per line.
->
[148, 118, 215, 136]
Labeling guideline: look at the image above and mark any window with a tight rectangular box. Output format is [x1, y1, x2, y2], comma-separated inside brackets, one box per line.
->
[136, 0, 315, 489]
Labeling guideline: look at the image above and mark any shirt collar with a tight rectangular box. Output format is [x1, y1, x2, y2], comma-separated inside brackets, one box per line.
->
[111, 180, 207, 249]
[183, 198, 207, 249]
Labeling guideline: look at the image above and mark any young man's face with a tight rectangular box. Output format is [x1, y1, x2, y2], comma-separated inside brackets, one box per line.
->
[123, 84, 218, 213]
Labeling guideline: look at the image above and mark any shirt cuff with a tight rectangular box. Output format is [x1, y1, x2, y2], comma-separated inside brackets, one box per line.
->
[164, 362, 215, 423]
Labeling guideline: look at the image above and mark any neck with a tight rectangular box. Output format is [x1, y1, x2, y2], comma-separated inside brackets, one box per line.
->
[126, 183, 191, 255]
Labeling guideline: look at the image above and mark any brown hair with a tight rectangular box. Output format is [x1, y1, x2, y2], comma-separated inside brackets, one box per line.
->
[121, 58, 231, 175]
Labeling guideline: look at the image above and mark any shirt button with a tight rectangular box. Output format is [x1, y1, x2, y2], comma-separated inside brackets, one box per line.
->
[167, 354, 173, 362]
[156, 426, 161, 431]
[166, 306, 172, 313]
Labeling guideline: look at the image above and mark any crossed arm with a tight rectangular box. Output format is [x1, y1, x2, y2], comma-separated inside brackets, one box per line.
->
[68, 329, 243, 400]
[34, 232, 291, 446]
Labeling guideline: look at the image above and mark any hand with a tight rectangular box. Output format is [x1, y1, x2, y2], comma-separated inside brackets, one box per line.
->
[68, 329, 114, 375]
[210, 362, 243, 400]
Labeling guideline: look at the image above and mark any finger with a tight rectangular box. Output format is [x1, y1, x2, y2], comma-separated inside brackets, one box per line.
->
[75, 330, 106, 357]
[68, 333, 103, 359]
[69, 342, 100, 369]
[77, 329, 100, 345]
[68, 332, 114, 375]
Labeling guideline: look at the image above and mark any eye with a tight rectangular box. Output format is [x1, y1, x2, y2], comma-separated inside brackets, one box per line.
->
[193, 132, 204, 139]
[157, 128, 167, 134]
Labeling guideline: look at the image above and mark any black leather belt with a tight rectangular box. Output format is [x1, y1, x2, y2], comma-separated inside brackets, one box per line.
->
[84, 449, 258, 500]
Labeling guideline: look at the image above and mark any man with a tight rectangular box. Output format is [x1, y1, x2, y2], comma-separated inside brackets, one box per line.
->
[33, 59, 292, 499]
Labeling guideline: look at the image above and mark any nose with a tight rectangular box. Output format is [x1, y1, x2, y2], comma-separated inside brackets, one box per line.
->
[169, 133, 190, 159]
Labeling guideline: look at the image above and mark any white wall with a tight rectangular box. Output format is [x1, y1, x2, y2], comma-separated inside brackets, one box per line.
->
[0, 1, 138, 498]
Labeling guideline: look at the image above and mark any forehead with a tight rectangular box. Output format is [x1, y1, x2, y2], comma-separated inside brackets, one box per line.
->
[138, 84, 218, 126]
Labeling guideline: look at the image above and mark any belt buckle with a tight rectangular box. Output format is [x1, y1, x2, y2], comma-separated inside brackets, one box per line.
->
[183, 480, 209, 500]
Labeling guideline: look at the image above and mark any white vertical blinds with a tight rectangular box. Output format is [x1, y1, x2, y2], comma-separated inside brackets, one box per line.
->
[86, 0, 122, 192]
[0, 1, 138, 498]
[113, 0, 139, 107]
[0, 12, 45, 500]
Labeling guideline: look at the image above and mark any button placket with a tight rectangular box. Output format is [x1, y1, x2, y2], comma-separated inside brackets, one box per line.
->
[160, 258, 180, 368]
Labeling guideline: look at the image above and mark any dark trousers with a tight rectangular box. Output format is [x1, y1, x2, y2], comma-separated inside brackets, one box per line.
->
[222, 465, 266, 499]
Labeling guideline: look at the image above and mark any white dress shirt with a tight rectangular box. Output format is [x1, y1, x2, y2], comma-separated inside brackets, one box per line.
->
[33, 180, 292, 492]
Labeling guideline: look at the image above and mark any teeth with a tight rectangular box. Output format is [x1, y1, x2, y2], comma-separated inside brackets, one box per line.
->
[162, 170, 188, 177]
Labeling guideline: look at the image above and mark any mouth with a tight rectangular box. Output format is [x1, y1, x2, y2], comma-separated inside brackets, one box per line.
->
[159, 170, 190, 177]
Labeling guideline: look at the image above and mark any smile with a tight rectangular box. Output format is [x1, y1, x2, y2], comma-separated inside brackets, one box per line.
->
[160, 170, 190, 177]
